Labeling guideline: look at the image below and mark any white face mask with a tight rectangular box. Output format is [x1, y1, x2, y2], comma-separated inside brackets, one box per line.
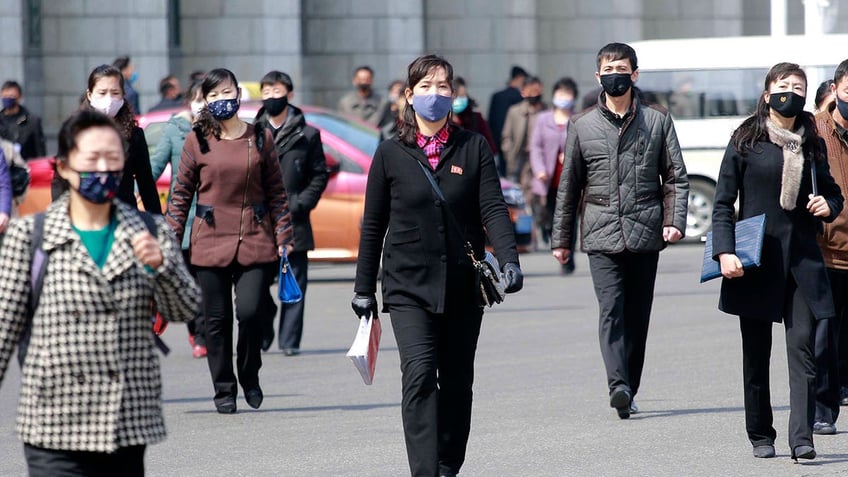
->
[90, 96, 125, 118]
[190, 101, 205, 117]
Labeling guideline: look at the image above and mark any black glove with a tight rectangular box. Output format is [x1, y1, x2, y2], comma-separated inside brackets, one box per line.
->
[351, 293, 378, 319]
[502, 262, 523, 294]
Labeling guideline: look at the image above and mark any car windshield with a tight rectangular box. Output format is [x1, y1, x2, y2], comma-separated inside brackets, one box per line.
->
[304, 111, 380, 157]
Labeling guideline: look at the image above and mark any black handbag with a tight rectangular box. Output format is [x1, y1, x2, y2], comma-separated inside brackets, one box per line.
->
[416, 161, 505, 307]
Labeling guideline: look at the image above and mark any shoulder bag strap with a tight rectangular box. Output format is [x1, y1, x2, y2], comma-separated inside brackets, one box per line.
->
[415, 161, 476, 261]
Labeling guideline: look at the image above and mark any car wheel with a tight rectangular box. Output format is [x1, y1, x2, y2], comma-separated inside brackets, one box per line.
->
[686, 179, 715, 243]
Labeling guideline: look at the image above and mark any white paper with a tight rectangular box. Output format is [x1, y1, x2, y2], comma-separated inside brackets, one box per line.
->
[346, 315, 381, 385]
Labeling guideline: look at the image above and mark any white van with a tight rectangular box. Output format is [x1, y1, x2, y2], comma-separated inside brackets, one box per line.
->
[630, 34, 848, 241]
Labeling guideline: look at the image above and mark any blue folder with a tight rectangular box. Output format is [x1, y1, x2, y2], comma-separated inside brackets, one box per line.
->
[700, 214, 766, 283]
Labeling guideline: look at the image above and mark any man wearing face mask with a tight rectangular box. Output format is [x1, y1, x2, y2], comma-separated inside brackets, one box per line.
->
[814, 59, 848, 435]
[501, 76, 547, 193]
[254, 71, 329, 355]
[552, 43, 689, 420]
[337, 66, 385, 127]
[0, 81, 46, 161]
[113, 56, 140, 114]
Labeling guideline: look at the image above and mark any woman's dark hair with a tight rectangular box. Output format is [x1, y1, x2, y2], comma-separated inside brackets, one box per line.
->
[815, 80, 834, 109]
[193, 68, 239, 144]
[398, 54, 454, 145]
[731, 62, 824, 161]
[53, 109, 126, 188]
[183, 79, 204, 106]
[81, 64, 137, 139]
[552, 77, 578, 98]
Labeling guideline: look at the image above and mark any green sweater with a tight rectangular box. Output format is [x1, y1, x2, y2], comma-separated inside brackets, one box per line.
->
[72, 216, 117, 269]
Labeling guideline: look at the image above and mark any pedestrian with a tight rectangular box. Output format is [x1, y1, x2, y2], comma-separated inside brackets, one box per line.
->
[450, 77, 496, 154]
[813, 59, 848, 435]
[166, 68, 293, 414]
[488, 65, 527, 175]
[113, 56, 141, 114]
[378, 79, 405, 132]
[551, 42, 689, 420]
[148, 75, 183, 113]
[712, 62, 843, 461]
[501, 75, 547, 198]
[352, 54, 523, 477]
[150, 79, 207, 359]
[0, 137, 26, 214]
[337, 65, 384, 126]
[52, 65, 161, 214]
[530, 77, 578, 268]
[815, 79, 835, 114]
[0, 80, 47, 160]
[254, 70, 329, 356]
[0, 109, 200, 476]
[0, 147, 11, 233]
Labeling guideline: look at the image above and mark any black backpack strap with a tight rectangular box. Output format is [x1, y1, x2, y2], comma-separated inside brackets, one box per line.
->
[137, 211, 158, 237]
[19, 213, 47, 366]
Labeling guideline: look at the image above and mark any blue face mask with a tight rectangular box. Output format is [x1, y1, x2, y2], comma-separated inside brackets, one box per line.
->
[452, 96, 469, 114]
[552, 98, 575, 111]
[413, 94, 452, 122]
[129, 71, 139, 85]
[208, 97, 240, 120]
[70, 169, 123, 204]
[1, 97, 16, 109]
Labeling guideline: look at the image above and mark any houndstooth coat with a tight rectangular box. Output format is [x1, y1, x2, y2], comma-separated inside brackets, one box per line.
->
[0, 195, 201, 452]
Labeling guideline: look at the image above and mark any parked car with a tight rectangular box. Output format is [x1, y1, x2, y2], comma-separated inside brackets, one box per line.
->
[19, 103, 533, 261]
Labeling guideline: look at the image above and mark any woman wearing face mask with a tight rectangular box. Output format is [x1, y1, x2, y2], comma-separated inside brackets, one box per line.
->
[51, 65, 161, 214]
[0, 109, 199, 476]
[166, 68, 293, 414]
[352, 54, 523, 477]
[712, 62, 843, 461]
[150, 79, 207, 359]
[449, 77, 497, 154]
[529, 77, 578, 268]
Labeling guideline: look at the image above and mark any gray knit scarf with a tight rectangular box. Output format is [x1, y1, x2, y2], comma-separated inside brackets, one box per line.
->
[766, 119, 806, 210]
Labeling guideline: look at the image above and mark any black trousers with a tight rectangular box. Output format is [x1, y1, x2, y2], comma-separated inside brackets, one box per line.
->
[740, 279, 816, 450]
[24, 444, 145, 477]
[815, 268, 848, 424]
[182, 250, 206, 346]
[277, 251, 308, 350]
[389, 296, 483, 477]
[195, 261, 276, 405]
[587, 250, 658, 398]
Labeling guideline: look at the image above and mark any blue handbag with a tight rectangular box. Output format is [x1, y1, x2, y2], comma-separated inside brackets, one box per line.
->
[278, 252, 303, 304]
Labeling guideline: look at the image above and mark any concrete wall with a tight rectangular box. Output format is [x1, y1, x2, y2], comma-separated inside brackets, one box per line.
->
[1, 0, 27, 113]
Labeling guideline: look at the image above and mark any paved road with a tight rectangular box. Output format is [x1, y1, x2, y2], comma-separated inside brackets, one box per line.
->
[2, 244, 848, 476]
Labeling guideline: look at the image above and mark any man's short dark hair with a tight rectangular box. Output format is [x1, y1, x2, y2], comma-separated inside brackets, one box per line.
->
[189, 70, 206, 82]
[834, 59, 848, 85]
[815, 79, 834, 109]
[510, 66, 528, 80]
[260, 71, 294, 92]
[1, 80, 22, 94]
[112, 55, 131, 71]
[552, 77, 578, 98]
[158, 75, 177, 95]
[353, 65, 374, 77]
[596, 42, 638, 71]
[522, 76, 542, 88]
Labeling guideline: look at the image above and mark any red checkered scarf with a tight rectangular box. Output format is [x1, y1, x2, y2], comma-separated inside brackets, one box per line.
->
[416, 124, 451, 170]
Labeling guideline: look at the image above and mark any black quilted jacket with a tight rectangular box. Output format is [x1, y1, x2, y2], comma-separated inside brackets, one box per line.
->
[552, 92, 689, 253]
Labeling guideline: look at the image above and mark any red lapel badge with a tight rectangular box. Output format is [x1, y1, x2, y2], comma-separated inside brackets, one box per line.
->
[450, 165, 463, 175]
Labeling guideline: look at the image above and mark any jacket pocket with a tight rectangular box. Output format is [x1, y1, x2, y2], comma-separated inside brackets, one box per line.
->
[585, 195, 610, 207]
[390, 226, 421, 245]
[195, 204, 215, 225]
[636, 191, 661, 203]
[251, 203, 269, 225]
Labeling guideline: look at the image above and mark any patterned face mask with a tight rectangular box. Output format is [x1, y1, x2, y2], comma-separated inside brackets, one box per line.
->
[207, 97, 240, 120]
[69, 169, 123, 204]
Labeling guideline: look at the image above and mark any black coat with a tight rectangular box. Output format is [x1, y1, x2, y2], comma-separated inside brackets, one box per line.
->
[255, 105, 329, 252]
[51, 126, 161, 214]
[712, 139, 843, 322]
[0, 105, 46, 160]
[354, 127, 519, 314]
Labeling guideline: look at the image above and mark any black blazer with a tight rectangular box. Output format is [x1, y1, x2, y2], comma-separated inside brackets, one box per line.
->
[354, 127, 519, 314]
[51, 126, 161, 214]
[712, 139, 843, 322]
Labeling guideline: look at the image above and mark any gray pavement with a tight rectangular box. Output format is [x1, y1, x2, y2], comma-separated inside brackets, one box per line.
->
[2, 244, 848, 476]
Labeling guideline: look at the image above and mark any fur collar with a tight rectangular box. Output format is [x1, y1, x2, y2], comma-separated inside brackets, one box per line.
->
[766, 119, 805, 210]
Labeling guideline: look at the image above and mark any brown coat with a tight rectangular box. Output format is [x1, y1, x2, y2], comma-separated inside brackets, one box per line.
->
[166, 124, 293, 267]
[816, 106, 848, 269]
[500, 100, 547, 181]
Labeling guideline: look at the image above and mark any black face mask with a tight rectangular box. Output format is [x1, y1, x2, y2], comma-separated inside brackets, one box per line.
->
[600, 73, 633, 97]
[526, 95, 542, 105]
[263, 96, 288, 117]
[768, 91, 806, 118]
[356, 83, 372, 94]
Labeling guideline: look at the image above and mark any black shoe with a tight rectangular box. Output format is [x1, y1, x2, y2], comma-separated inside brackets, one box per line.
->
[245, 387, 264, 409]
[840, 386, 848, 406]
[215, 399, 237, 414]
[282, 347, 300, 356]
[813, 421, 837, 435]
[752, 445, 775, 458]
[610, 388, 631, 419]
[791, 445, 816, 461]
[261, 337, 273, 352]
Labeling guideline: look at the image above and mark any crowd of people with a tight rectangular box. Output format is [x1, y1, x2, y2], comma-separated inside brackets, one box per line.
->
[0, 43, 847, 476]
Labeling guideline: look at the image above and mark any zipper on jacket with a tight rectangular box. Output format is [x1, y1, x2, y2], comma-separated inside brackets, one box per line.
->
[238, 138, 252, 241]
